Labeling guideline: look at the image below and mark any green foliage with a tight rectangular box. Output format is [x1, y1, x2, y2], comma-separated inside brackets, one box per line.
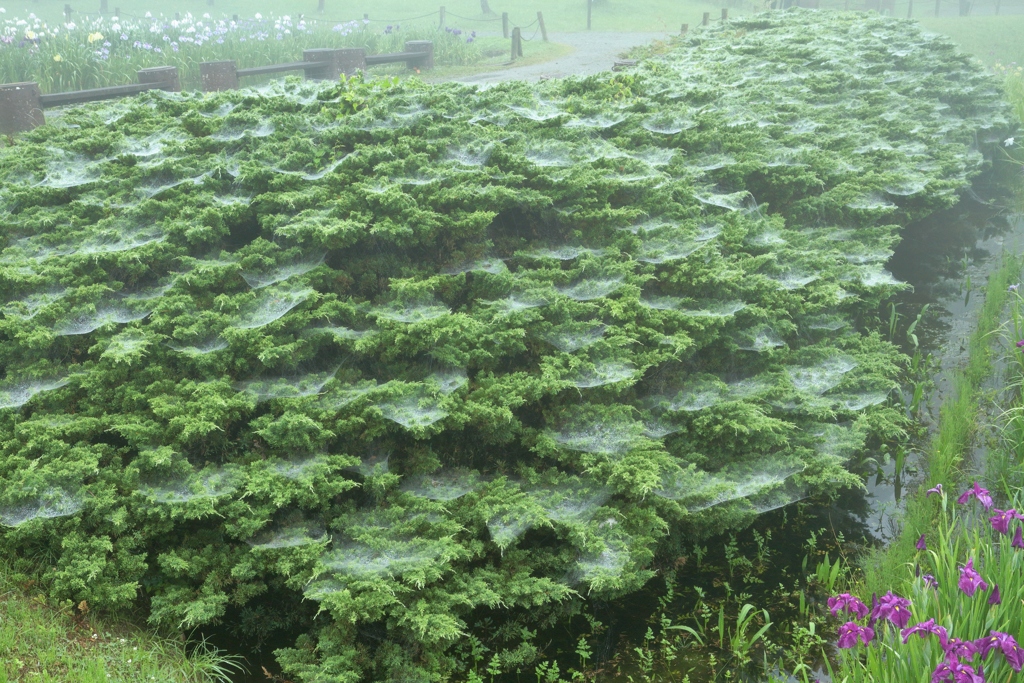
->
[0, 9, 1011, 682]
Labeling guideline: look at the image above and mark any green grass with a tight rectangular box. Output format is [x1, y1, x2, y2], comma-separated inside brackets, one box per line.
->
[424, 35, 575, 80]
[13, 0, 725, 35]
[0, 560, 241, 683]
[917, 15, 1024, 68]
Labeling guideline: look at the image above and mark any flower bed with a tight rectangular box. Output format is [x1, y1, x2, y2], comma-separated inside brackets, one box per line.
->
[0, 11, 480, 93]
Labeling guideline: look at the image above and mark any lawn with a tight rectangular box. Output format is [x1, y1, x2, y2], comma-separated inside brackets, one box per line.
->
[11, 0, 726, 34]
[918, 14, 1024, 66]
[0, 560, 239, 683]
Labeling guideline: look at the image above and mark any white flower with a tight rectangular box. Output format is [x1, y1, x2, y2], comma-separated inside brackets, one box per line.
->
[144, 11, 151, 17]
[255, 12, 262, 19]
[0, 8, 6, 13]
[111, 23, 120, 31]
[1006, 137, 1016, 148]
[203, 12, 210, 18]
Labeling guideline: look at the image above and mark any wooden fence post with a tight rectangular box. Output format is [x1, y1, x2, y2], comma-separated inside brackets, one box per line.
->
[64, 4, 72, 21]
[439, 6, 445, 27]
[995, 0, 1000, 13]
[511, 27, 522, 59]
[200, 60, 239, 92]
[721, 8, 728, 20]
[537, 11, 548, 41]
[137, 66, 181, 92]
[481, 0, 493, 14]
[934, 0, 939, 15]
[232, 14, 239, 21]
[304, 48, 366, 79]
[174, 12, 180, 21]
[0, 82, 44, 134]
[207, 0, 214, 6]
[317, 0, 325, 12]
[115, 7, 120, 16]
[405, 40, 434, 70]
[907, 0, 913, 16]
[680, 22, 688, 34]
[502, 12, 509, 37]
[702, 11, 710, 25]
[586, 0, 592, 29]
[100, 0, 108, 13]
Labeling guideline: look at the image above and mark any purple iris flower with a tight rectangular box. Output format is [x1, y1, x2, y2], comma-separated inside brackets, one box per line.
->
[958, 558, 988, 597]
[943, 637, 979, 661]
[933, 659, 986, 683]
[917, 534, 927, 550]
[1018, 340, 1024, 348]
[828, 593, 869, 620]
[837, 621, 874, 649]
[1013, 526, 1024, 549]
[923, 573, 939, 588]
[901, 619, 949, 646]
[989, 509, 1023, 534]
[871, 591, 913, 628]
[927, 484, 943, 497]
[988, 585, 1001, 605]
[957, 482, 994, 510]
[976, 631, 1024, 672]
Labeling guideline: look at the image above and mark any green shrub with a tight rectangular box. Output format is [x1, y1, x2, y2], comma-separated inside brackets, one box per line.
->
[0, 10, 1012, 681]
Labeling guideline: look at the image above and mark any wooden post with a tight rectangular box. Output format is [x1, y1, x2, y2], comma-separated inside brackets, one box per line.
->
[363, 12, 368, 19]
[114, 7, 120, 16]
[0, 82, 44, 134]
[721, 8, 728, 20]
[935, 0, 939, 15]
[907, 0, 913, 15]
[64, 4, 72, 21]
[405, 40, 434, 69]
[174, 12, 180, 21]
[502, 11, 509, 37]
[200, 60, 239, 91]
[537, 11, 548, 41]
[702, 11, 710, 25]
[317, 0, 325, 12]
[100, 0, 107, 13]
[680, 23, 688, 34]
[138, 66, 181, 91]
[232, 13, 239, 21]
[439, 5, 445, 27]
[587, 0, 592, 29]
[207, 0, 214, 5]
[511, 27, 522, 59]
[304, 48, 366, 79]
[995, 0, 1000, 13]
[481, 0, 493, 14]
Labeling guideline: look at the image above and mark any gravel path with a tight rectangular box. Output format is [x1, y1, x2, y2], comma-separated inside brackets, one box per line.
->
[447, 31, 671, 84]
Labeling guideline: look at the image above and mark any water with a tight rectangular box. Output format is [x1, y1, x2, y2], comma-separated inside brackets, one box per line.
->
[862, 184, 1024, 540]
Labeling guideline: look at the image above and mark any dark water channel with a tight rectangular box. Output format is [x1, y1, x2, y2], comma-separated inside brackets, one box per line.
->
[200, 173, 1023, 683]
